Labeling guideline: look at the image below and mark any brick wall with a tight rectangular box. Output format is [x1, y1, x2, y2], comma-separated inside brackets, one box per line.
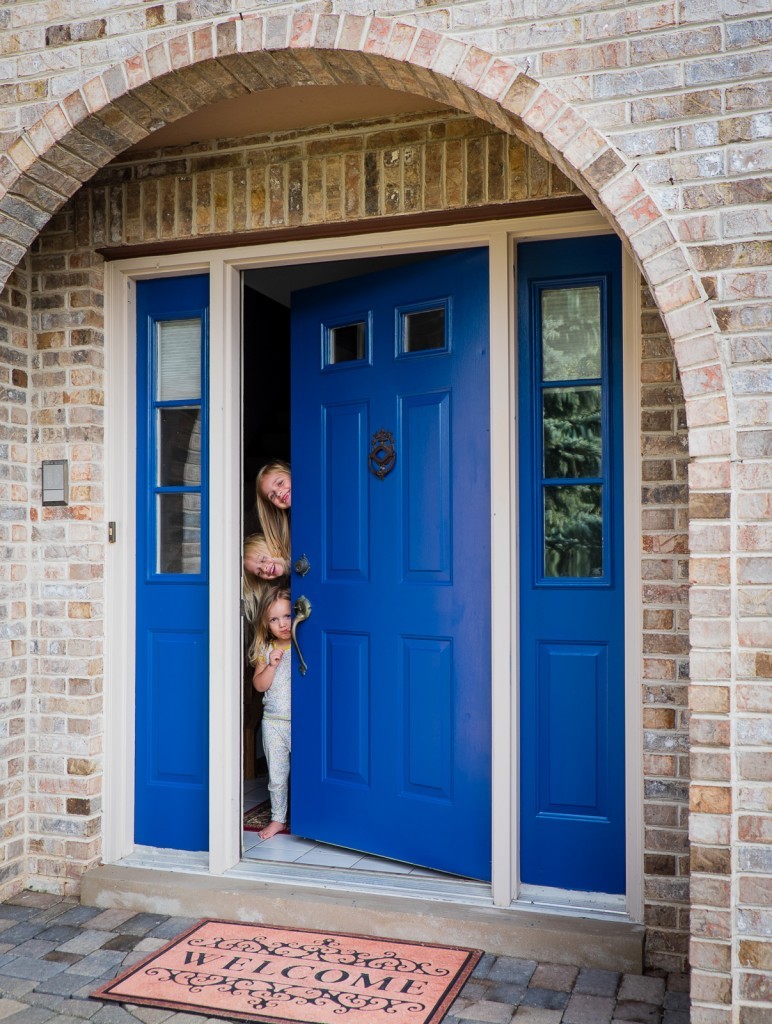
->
[0, 260, 29, 900]
[26, 195, 105, 895]
[640, 280, 690, 972]
[0, 3, 770, 1019]
[87, 109, 580, 240]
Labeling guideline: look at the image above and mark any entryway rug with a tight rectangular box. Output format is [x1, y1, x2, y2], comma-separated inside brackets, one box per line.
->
[92, 919, 482, 1024]
[243, 799, 272, 833]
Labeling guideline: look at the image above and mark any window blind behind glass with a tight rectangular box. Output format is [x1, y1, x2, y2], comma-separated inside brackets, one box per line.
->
[157, 318, 202, 401]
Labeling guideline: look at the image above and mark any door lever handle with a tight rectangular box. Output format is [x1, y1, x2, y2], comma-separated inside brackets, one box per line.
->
[292, 596, 312, 677]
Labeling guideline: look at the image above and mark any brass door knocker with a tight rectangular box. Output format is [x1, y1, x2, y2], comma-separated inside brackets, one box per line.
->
[368, 429, 396, 479]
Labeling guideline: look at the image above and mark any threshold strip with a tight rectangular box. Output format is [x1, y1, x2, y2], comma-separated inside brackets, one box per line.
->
[117, 850, 630, 920]
[118, 846, 491, 907]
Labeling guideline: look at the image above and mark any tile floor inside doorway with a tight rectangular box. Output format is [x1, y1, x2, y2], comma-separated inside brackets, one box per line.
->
[242, 777, 449, 878]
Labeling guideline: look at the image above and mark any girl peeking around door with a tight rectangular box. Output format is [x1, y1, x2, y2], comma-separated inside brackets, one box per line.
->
[243, 462, 293, 840]
[249, 586, 293, 840]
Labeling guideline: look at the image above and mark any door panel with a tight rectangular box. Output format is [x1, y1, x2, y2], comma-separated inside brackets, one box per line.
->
[324, 631, 370, 785]
[518, 236, 625, 894]
[539, 642, 607, 810]
[324, 403, 369, 579]
[135, 274, 209, 851]
[401, 637, 453, 799]
[291, 249, 491, 880]
[401, 392, 451, 580]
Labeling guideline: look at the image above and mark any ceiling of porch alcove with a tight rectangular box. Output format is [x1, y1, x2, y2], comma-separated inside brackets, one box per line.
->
[125, 85, 449, 153]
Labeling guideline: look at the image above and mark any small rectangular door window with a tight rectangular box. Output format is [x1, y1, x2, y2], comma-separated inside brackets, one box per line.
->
[152, 318, 204, 575]
[324, 315, 371, 368]
[398, 299, 449, 355]
[541, 286, 601, 380]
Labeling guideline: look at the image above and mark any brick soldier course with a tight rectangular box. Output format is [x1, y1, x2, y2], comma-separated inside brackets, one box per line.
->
[0, 4, 770, 1023]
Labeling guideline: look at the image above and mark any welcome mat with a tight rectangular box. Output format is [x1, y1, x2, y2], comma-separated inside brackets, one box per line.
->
[243, 800, 272, 833]
[92, 919, 481, 1024]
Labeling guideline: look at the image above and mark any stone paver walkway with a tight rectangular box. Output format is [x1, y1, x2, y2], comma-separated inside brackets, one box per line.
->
[0, 892, 689, 1024]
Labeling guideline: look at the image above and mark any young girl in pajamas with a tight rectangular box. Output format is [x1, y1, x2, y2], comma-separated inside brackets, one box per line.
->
[251, 585, 292, 840]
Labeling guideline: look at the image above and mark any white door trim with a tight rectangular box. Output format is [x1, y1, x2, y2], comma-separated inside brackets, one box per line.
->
[102, 211, 643, 921]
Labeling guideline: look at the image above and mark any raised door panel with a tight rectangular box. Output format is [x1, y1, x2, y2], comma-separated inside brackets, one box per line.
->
[323, 631, 371, 787]
[400, 636, 453, 801]
[400, 392, 452, 582]
[324, 402, 370, 580]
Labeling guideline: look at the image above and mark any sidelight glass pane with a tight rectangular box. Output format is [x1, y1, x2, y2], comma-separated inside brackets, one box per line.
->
[158, 407, 202, 486]
[541, 286, 601, 381]
[157, 492, 201, 574]
[543, 387, 602, 478]
[157, 318, 201, 400]
[544, 484, 603, 578]
[329, 321, 366, 364]
[403, 306, 446, 352]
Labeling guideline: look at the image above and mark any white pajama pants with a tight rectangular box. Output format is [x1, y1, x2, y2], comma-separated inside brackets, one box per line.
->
[262, 717, 291, 824]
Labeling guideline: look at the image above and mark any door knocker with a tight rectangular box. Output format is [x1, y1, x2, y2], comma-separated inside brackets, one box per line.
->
[293, 553, 311, 577]
[368, 429, 396, 479]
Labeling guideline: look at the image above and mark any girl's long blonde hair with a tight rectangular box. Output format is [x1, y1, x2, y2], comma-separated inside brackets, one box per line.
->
[255, 459, 291, 561]
[243, 534, 287, 665]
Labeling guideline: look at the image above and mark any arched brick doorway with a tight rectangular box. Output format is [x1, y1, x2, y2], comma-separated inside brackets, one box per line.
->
[0, 10, 741, 1015]
[1, 13, 722, 402]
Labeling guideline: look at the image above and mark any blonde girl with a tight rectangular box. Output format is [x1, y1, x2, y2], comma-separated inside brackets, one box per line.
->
[242, 533, 288, 668]
[251, 585, 293, 840]
[255, 460, 291, 563]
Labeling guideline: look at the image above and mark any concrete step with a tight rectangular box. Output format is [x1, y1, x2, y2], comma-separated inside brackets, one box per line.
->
[82, 863, 644, 973]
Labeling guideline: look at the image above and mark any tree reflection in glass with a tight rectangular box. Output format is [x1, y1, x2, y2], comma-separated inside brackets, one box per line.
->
[544, 484, 603, 578]
[541, 286, 601, 381]
[543, 387, 602, 478]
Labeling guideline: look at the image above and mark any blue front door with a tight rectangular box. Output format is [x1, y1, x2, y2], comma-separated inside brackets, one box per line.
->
[518, 235, 625, 894]
[291, 250, 491, 880]
[135, 275, 209, 851]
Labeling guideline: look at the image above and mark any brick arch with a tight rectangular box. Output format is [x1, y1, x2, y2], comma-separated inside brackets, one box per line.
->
[0, 10, 727, 420]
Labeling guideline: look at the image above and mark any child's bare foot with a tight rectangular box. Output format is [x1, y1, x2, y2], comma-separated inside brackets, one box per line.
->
[258, 819, 288, 840]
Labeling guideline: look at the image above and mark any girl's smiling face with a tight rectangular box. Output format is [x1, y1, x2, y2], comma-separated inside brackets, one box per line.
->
[244, 551, 286, 580]
[260, 470, 291, 510]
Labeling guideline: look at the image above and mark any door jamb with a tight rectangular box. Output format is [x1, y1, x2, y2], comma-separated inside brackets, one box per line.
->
[103, 211, 643, 921]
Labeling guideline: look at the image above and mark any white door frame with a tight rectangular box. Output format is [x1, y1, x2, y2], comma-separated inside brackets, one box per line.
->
[103, 210, 643, 921]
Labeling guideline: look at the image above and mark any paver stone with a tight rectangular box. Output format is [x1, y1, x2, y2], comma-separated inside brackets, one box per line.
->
[488, 957, 538, 985]
[574, 967, 620, 997]
[458, 1000, 514, 1023]
[513, 1008, 563, 1023]
[529, 963, 578, 991]
[564, 991, 616, 1024]
[618, 975, 666, 1004]
[612, 1000, 662, 1023]
[0, 1000, 27, 1021]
